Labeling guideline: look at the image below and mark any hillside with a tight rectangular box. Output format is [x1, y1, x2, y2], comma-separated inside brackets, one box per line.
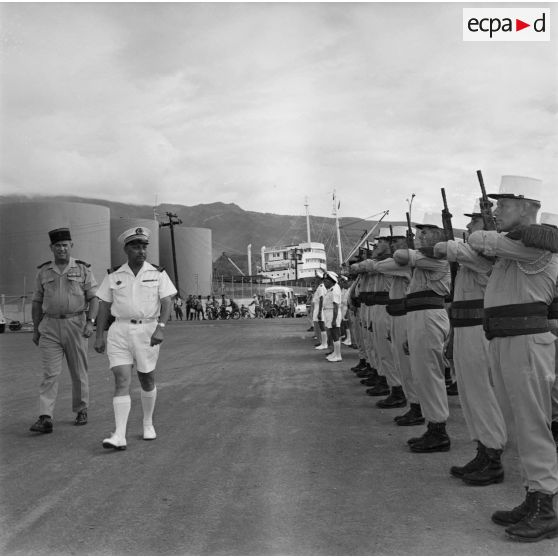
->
[1, 194, 409, 269]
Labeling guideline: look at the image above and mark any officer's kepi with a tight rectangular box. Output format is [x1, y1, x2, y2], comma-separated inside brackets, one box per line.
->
[49, 228, 72, 244]
[118, 227, 151, 245]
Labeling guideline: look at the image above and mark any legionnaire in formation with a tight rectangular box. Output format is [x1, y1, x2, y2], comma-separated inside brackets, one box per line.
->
[30, 227, 98, 433]
[338, 174, 558, 543]
[322, 271, 342, 362]
[467, 177, 558, 542]
[434, 200, 507, 485]
[94, 227, 177, 450]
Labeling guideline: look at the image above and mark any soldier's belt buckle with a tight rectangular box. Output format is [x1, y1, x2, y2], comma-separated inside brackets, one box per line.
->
[59, 314, 67, 319]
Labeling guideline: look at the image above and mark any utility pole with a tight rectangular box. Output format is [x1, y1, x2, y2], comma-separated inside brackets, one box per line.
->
[160, 212, 182, 295]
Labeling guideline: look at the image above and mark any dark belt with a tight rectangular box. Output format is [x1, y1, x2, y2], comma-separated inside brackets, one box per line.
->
[386, 298, 407, 316]
[405, 290, 446, 312]
[450, 299, 484, 328]
[549, 297, 558, 320]
[45, 311, 84, 319]
[351, 295, 361, 308]
[483, 302, 550, 340]
[360, 292, 374, 306]
[369, 291, 390, 306]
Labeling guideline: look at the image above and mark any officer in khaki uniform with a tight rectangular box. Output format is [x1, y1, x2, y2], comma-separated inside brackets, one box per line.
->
[468, 176, 558, 543]
[30, 227, 98, 434]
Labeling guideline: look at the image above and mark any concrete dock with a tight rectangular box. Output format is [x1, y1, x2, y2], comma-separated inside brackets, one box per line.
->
[0, 318, 555, 555]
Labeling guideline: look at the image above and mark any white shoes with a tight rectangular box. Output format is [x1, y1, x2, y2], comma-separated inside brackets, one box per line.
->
[102, 433, 127, 450]
[143, 424, 157, 440]
[326, 354, 342, 362]
[315, 344, 329, 350]
[342, 339, 352, 346]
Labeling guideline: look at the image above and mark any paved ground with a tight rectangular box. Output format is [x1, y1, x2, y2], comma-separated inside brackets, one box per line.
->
[0, 318, 556, 555]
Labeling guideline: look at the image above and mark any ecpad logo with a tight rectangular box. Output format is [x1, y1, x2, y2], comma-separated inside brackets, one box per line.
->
[463, 8, 550, 41]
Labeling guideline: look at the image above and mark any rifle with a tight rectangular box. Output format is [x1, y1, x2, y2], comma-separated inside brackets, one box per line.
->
[343, 209, 389, 265]
[441, 188, 455, 241]
[405, 212, 415, 249]
[441, 188, 457, 301]
[476, 170, 497, 230]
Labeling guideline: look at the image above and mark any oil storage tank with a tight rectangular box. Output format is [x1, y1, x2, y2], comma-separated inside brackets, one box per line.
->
[110, 218, 160, 268]
[0, 201, 110, 321]
[159, 226, 212, 297]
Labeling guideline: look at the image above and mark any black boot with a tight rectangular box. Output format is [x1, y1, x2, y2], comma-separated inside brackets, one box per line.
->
[376, 386, 407, 409]
[350, 359, 367, 372]
[552, 421, 558, 452]
[505, 491, 558, 542]
[450, 441, 487, 479]
[462, 448, 504, 486]
[492, 490, 529, 526]
[360, 376, 378, 386]
[409, 422, 451, 453]
[395, 403, 425, 426]
[356, 364, 377, 378]
[366, 376, 389, 396]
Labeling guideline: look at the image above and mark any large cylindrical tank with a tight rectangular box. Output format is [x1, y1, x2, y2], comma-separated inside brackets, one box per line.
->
[0, 202, 111, 298]
[110, 218, 160, 269]
[159, 227, 212, 297]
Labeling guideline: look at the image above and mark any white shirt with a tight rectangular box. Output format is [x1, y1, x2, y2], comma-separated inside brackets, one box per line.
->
[323, 283, 342, 310]
[312, 283, 326, 304]
[96, 262, 177, 319]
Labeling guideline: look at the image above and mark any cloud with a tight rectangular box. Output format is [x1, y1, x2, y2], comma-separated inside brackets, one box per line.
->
[1, 2, 556, 228]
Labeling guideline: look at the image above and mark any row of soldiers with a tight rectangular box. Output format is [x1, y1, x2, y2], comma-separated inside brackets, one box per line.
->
[341, 175, 558, 543]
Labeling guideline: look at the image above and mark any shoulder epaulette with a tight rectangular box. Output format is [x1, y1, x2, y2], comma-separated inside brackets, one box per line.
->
[149, 263, 165, 272]
[75, 259, 91, 267]
[37, 261, 51, 269]
[108, 264, 124, 274]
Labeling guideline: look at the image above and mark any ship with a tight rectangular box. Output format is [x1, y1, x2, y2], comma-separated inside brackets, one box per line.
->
[257, 199, 328, 282]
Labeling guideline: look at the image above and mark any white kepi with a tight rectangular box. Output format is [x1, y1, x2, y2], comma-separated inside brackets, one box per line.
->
[416, 211, 443, 229]
[488, 175, 542, 204]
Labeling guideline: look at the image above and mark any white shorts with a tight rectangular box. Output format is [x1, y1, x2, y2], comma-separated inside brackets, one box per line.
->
[107, 321, 160, 373]
[323, 309, 341, 329]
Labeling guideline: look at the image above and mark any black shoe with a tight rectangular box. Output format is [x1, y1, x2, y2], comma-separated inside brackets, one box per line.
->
[492, 490, 530, 526]
[409, 422, 451, 453]
[366, 377, 389, 396]
[360, 376, 378, 386]
[450, 442, 487, 478]
[307, 326, 314, 331]
[462, 448, 504, 485]
[30, 415, 53, 434]
[356, 366, 376, 378]
[376, 386, 407, 408]
[395, 403, 425, 426]
[75, 409, 88, 426]
[351, 359, 367, 372]
[446, 381, 459, 396]
[505, 491, 558, 542]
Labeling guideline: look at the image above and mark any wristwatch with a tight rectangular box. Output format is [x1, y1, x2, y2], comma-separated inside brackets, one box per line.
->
[157, 322, 166, 328]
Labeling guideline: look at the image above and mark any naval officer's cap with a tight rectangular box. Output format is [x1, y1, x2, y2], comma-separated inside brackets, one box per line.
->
[324, 270, 339, 283]
[49, 227, 72, 244]
[118, 226, 151, 246]
[488, 175, 542, 205]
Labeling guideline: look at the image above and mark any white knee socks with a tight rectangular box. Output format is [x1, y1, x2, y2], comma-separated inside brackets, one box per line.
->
[113, 395, 131, 439]
[141, 387, 157, 426]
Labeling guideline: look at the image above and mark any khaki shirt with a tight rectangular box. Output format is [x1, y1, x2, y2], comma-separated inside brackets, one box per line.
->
[446, 241, 492, 302]
[96, 262, 177, 320]
[468, 231, 558, 308]
[407, 250, 451, 297]
[32, 257, 97, 315]
[373, 258, 412, 300]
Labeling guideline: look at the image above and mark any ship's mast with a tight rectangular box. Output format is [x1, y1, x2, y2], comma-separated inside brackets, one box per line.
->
[333, 189, 343, 267]
[304, 196, 311, 244]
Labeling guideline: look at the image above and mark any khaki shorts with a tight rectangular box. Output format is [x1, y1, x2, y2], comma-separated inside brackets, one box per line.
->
[107, 321, 160, 373]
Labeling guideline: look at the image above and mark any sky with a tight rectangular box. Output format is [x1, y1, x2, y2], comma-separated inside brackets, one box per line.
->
[1, 1, 557, 229]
